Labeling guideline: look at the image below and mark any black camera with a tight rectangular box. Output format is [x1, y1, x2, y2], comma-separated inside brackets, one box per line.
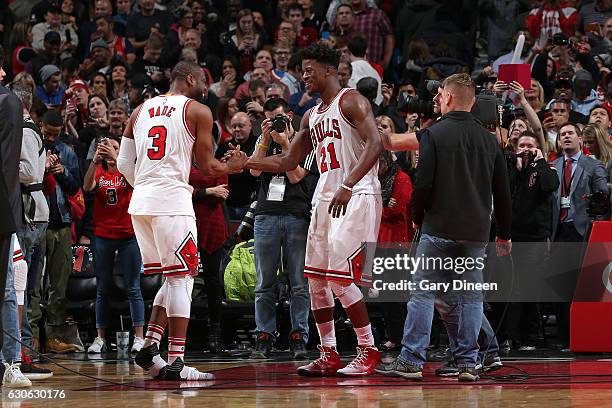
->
[397, 93, 436, 118]
[235, 200, 258, 241]
[271, 114, 290, 133]
[585, 191, 611, 218]
[552, 33, 571, 47]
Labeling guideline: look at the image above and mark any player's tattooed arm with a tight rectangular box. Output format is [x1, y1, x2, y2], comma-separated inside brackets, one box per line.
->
[246, 108, 314, 173]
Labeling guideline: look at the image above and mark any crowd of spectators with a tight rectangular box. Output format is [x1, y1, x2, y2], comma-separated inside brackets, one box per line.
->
[0, 0, 611, 387]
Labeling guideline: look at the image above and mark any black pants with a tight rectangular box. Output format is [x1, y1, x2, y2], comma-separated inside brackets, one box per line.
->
[504, 240, 548, 345]
[199, 246, 226, 324]
[382, 302, 407, 343]
[0, 233, 12, 353]
[553, 223, 585, 348]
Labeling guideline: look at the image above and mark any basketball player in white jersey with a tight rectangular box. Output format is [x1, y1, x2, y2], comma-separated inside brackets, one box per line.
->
[117, 62, 247, 381]
[247, 44, 384, 376]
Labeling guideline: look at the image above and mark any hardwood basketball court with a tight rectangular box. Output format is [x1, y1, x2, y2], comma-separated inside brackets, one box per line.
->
[4, 351, 612, 407]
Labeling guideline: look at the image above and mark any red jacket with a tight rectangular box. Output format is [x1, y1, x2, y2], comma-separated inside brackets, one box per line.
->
[189, 167, 229, 254]
[525, 5, 578, 39]
[378, 170, 414, 244]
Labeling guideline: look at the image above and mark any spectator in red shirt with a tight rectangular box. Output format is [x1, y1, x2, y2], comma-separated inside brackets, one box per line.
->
[351, 0, 394, 68]
[189, 168, 230, 353]
[526, 0, 579, 40]
[83, 138, 145, 354]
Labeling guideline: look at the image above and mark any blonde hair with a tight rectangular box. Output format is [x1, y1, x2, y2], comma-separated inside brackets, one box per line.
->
[531, 79, 545, 111]
[583, 123, 612, 169]
[376, 115, 396, 133]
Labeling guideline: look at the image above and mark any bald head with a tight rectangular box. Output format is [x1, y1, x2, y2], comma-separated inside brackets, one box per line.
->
[230, 112, 252, 143]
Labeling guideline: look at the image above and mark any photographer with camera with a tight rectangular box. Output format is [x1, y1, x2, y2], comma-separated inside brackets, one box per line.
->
[248, 98, 318, 359]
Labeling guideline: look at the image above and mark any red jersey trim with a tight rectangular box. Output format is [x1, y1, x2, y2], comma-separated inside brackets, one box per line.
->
[132, 104, 144, 134]
[338, 89, 358, 128]
[316, 88, 347, 114]
[304, 272, 356, 284]
[183, 99, 196, 142]
[304, 265, 352, 275]
[13, 255, 25, 263]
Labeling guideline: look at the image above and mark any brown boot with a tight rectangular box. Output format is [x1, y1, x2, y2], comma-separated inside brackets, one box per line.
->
[46, 338, 77, 354]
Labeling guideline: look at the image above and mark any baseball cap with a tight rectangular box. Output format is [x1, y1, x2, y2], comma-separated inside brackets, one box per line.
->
[44, 31, 61, 45]
[573, 69, 593, 84]
[70, 79, 89, 93]
[90, 39, 110, 52]
[39, 64, 60, 83]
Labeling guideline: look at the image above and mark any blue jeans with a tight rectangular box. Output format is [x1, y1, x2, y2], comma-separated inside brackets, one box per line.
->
[92, 236, 145, 329]
[17, 222, 47, 349]
[399, 234, 487, 369]
[435, 298, 499, 362]
[1, 235, 20, 363]
[254, 214, 310, 341]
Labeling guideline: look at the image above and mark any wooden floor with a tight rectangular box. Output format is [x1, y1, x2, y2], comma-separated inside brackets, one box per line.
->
[5, 352, 612, 407]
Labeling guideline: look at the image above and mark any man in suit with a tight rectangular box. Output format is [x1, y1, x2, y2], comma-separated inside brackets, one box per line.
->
[0, 45, 25, 354]
[551, 122, 609, 349]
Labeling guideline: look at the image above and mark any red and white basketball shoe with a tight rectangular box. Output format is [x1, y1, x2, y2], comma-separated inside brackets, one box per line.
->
[297, 345, 342, 376]
[337, 346, 381, 376]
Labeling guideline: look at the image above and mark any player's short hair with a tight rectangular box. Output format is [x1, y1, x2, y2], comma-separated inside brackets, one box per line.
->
[356, 77, 378, 100]
[171, 61, 203, 82]
[348, 35, 368, 58]
[263, 97, 289, 113]
[301, 43, 340, 69]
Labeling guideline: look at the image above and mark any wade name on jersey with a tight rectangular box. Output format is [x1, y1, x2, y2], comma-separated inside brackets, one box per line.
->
[147, 105, 177, 119]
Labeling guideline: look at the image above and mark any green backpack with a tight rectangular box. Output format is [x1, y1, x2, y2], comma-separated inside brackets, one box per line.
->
[224, 239, 257, 301]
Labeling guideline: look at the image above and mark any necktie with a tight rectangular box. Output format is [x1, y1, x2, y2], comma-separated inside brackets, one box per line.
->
[559, 157, 573, 223]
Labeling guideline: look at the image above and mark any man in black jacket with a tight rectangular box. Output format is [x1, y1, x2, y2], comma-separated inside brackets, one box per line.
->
[378, 73, 512, 382]
[0, 45, 24, 355]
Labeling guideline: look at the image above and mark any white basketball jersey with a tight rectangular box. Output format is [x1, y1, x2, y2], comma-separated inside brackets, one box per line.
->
[308, 88, 381, 202]
[129, 94, 196, 216]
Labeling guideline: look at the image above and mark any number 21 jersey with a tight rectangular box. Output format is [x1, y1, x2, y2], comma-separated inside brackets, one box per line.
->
[129, 94, 196, 216]
[308, 88, 381, 202]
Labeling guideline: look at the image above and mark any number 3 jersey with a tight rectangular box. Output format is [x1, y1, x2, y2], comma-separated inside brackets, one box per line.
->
[129, 94, 196, 217]
[308, 88, 381, 202]
[93, 165, 134, 239]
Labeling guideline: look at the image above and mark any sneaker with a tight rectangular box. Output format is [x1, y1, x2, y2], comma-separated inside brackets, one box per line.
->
[289, 332, 308, 360]
[250, 333, 273, 359]
[131, 337, 145, 353]
[518, 345, 536, 351]
[3, 363, 32, 387]
[47, 338, 77, 354]
[458, 367, 480, 382]
[375, 357, 423, 381]
[135, 343, 159, 371]
[435, 361, 459, 377]
[475, 353, 503, 373]
[20, 356, 53, 380]
[297, 345, 342, 377]
[337, 346, 380, 376]
[87, 337, 107, 353]
[157, 358, 215, 381]
[207, 323, 223, 354]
